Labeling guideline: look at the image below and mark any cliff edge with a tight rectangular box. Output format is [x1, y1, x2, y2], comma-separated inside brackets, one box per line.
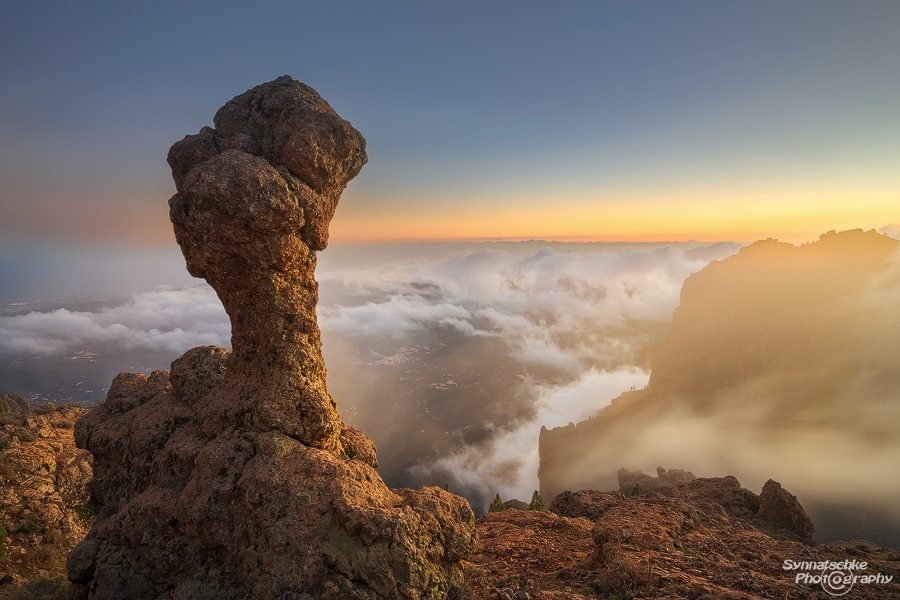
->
[539, 229, 900, 547]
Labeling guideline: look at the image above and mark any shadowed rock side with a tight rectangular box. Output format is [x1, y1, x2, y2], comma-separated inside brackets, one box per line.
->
[67, 77, 475, 600]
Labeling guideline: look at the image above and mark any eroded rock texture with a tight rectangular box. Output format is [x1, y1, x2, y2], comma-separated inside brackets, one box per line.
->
[0, 401, 92, 585]
[68, 77, 475, 600]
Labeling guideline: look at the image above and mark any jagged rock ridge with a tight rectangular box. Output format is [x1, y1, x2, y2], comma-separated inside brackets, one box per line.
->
[67, 76, 475, 600]
[616, 467, 696, 496]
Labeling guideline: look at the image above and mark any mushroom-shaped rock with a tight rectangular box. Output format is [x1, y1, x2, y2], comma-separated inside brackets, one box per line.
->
[67, 77, 475, 600]
[167, 76, 366, 449]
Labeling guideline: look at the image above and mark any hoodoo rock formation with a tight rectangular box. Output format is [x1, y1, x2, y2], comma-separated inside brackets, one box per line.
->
[67, 77, 475, 600]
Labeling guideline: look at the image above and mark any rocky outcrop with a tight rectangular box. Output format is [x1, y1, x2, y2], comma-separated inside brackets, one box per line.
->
[67, 77, 475, 600]
[616, 467, 696, 496]
[549, 490, 623, 521]
[0, 402, 92, 585]
[758, 479, 815, 542]
[167, 76, 367, 451]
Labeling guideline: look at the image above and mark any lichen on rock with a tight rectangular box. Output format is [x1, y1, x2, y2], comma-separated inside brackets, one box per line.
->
[68, 76, 475, 600]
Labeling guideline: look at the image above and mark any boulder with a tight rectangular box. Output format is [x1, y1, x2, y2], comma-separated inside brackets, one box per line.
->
[758, 479, 815, 541]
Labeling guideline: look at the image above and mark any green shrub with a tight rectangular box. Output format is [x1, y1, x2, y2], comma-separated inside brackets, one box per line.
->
[0, 413, 19, 426]
[488, 493, 505, 513]
[528, 490, 544, 511]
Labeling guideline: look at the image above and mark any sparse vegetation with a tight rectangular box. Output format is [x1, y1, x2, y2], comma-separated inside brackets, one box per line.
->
[597, 554, 641, 597]
[488, 493, 506, 513]
[15, 517, 45, 534]
[495, 574, 532, 589]
[33, 403, 57, 416]
[73, 505, 94, 527]
[528, 490, 544, 511]
[14, 430, 38, 444]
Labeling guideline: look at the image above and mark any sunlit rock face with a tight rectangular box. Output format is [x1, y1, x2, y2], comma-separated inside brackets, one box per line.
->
[167, 75, 367, 450]
[68, 76, 476, 600]
[0, 399, 92, 584]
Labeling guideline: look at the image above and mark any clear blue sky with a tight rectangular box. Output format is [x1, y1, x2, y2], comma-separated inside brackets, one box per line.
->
[1, 1, 898, 245]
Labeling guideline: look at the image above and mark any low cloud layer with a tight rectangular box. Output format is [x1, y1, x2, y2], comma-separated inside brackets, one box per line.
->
[0, 286, 229, 356]
[317, 241, 742, 504]
[319, 242, 742, 375]
[3, 236, 897, 537]
[417, 367, 649, 503]
[1, 241, 742, 510]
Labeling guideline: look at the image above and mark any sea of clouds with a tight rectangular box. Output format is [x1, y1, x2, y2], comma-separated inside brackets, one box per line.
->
[316, 241, 743, 502]
[0, 286, 229, 355]
[0, 241, 743, 504]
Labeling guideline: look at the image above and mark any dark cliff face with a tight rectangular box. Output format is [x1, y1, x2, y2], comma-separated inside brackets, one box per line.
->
[539, 229, 900, 547]
[66, 77, 475, 600]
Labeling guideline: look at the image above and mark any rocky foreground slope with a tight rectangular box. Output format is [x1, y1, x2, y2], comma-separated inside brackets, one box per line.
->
[464, 474, 899, 599]
[0, 396, 92, 586]
[66, 77, 475, 600]
[3, 399, 898, 599]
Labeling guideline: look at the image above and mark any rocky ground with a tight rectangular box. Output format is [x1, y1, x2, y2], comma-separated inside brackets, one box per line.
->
[0, 395, 92, 595]
[464, 475, 900, 600]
